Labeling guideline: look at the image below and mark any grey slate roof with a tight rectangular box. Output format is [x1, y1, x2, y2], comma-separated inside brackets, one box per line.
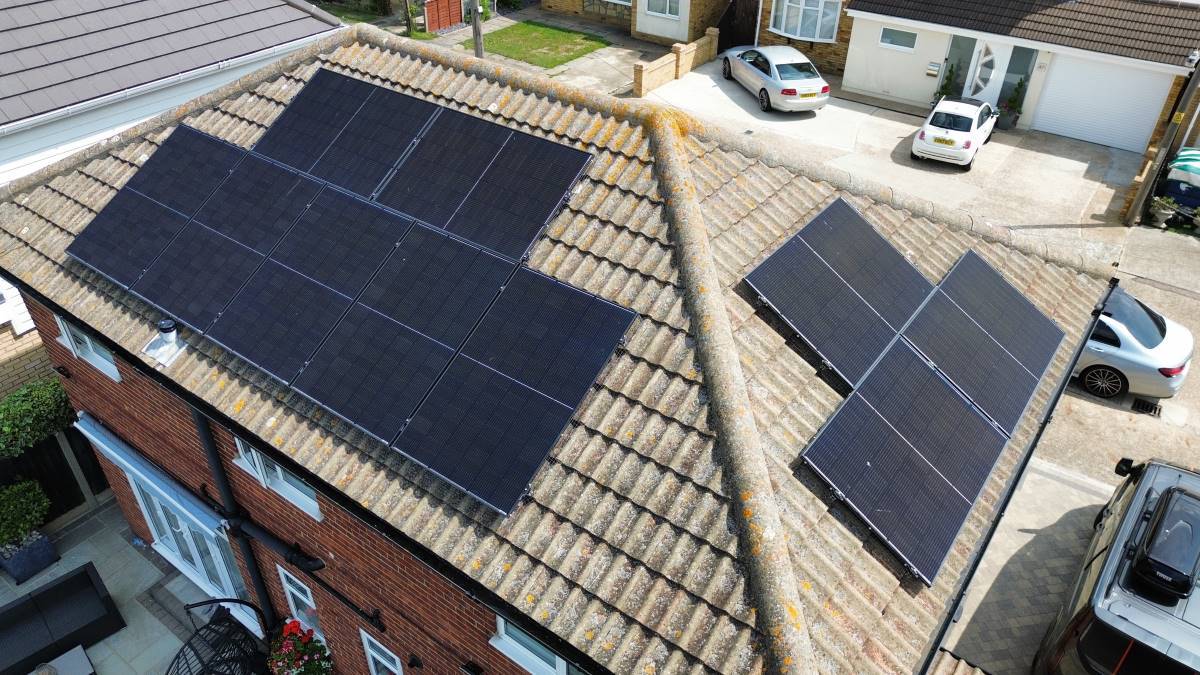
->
[0, 0, 340, 126]
[848, 0, 1200, 67]
[0, 27, 1112, 673]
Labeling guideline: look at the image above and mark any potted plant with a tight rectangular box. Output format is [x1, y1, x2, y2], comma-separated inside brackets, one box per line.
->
[997, 77, 1026, 130]
[269, 620, 333, 674]
[933, 63, 958, 106]
[0, 378, 74, 459]
[0, 479, 55, 583]
[1153, 196, 1180, 224]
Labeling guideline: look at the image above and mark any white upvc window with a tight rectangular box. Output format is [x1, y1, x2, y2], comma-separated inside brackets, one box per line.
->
[55, 314, 120, 381]
[879, 26, 917, 51]
[278, 565, 323, 639]
[234, 437, 322, 521]
[361, 630, 403, 675]
[491, 617, 582, 675]
[645, 0, 678, 17]
[769, 0, 840, 42]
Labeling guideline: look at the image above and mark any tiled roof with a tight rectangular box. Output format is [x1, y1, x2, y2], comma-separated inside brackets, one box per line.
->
[0, 0, 340, 126]
[847, 0, 1200, 67]
[0, 27, 1110, 673]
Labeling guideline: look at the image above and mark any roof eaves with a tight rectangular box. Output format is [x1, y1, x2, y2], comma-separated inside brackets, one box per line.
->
[279, 0, 345, 28]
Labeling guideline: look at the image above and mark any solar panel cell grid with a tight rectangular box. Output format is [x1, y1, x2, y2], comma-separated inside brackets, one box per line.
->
[64, 189, 190, 287]
[193, 154, 322, 254]
[124, 125, 243, 216]
[253, 69, 376, 172]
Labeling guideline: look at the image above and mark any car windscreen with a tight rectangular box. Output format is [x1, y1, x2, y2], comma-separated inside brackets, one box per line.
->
[1106, 287, 1167, 349]
[929, 112, 972, 132]
[776, 62, 819, 80]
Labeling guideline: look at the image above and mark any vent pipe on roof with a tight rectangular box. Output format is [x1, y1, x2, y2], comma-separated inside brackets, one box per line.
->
[159, 318, 177, 346]
[143, 318, 184, 367]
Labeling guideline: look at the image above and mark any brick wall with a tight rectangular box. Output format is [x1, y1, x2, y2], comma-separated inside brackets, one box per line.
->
[756, 4, 853, 75]
[1123, 74, 1200, 219]
[26, 296, 528, 675]
[0, 324, 52, 398]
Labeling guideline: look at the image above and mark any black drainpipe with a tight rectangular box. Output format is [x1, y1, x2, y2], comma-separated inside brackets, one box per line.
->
[920, 277, 1119, 673]
[191, 406, 281, 634]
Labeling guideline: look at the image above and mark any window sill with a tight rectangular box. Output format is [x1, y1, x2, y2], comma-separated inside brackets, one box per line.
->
[57, 335, 122, 382]
[766, 28, 838, 44]
[644, 9, 679, 18]
[490, 634, 557, 675]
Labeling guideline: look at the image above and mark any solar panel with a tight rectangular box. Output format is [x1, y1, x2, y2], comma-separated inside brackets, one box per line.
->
[375, 109, 512, 227]
[125, 125, 243, 216]
[446, 132, 591, 260]
[803, 393, 973, 585]
[64, 189, 190, 287]
[799, 199, 932, 330]
[359, 224, 512, 347]
[310, 86, 439, 197]
[207, 260, 352, 383]
[271, 189, 414, 297]
[463, 267, 634, 406]
[253, 69, 376, 172]
[193, 154, 322, 254]
[940, 251, 1064, 377]
[130, 223, 264, 332]
[745, 234, 895, 385]
[394, 355, 575, 512]
[294, 304, 453, 443]
[903, 291, 1039, 435]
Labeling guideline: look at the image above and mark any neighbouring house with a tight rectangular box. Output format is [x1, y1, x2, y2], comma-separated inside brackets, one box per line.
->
[749, 0, 853, 76]
[0, 0, 343, 187]
[544, 0, 723, 45]
[0, 280, 51, 396]
[0, 26, 1110, 674]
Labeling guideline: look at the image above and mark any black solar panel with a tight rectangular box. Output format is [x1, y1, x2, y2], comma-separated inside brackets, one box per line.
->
[310, 86, 438, 197]
[207, 261, 352, 383]
[395, 355, 575, 512]
[940, 251, 1064, 377]
[375, 109, 512, 227]
[463, 268, 634, 406]
[904, 291, 1039, 435]
[446, 132, 591, 260]
[803, 393, 973, 585]
[271, 189, 413, 297]
[125, 125, 243, 216]
[745, 234, 895, 385]
[131, 223, 264, 332]
[294, 304, 453, 443]
[64, 189, 190, 287]
[800, 199, 932, 330]
[193, 154, 322, 255]
[253, 69, 376, 172]
[359, 224, 512, 347]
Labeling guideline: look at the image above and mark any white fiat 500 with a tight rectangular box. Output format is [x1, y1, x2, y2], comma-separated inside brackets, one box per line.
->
[721, 46, 830, 113]
[910, 96, 998, 170]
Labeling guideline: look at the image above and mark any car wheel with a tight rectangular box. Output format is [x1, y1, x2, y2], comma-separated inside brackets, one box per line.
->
[963, 158, 973, 172]
[722, 58, 732, 80]
[985, 129, 994, 145]
[1081, 365, 1128, 399]
[758, 89, 772, 112]
[910, 149, 921, 161]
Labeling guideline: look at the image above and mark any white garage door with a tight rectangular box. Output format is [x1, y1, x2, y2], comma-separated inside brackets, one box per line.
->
[1031, 53, 1174, 152]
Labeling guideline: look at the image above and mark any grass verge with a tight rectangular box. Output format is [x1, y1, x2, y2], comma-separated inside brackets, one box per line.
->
[461, 21, 608, 68]
[317, 2, 383, 24]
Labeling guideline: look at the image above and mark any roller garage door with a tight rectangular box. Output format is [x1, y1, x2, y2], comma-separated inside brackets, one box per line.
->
[1031, 53, 1174, 152]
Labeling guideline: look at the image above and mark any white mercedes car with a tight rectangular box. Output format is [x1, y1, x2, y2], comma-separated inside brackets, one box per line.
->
[910, 96, 998, 170]
[721, 46, 830, 113]
[1073, 287, 1193, 399]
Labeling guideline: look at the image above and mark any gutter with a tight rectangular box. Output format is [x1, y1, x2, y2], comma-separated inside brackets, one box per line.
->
[918, 277, 1119, 674]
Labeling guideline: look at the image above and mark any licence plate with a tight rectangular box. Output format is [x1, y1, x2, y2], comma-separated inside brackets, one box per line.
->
[933, 137, 955, 146]
[799, 92, 817, 99]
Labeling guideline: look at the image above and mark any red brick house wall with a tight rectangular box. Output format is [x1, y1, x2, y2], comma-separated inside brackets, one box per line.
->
[26, 296, 528, 675]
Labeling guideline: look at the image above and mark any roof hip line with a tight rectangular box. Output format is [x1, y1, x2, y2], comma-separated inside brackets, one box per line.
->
[644, 107, 817, 675]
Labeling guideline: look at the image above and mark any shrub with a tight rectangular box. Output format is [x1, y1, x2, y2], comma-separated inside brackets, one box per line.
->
[0, 378, 73, 459]
[0, 480, 50, 548]
[269, 620, 333, 674]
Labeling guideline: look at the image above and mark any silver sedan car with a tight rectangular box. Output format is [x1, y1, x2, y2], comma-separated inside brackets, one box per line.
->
[722, 45, 830, 113]
[1073, 287, 1193, 399]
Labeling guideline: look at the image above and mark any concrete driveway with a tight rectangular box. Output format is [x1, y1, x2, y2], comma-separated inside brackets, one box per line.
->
[647, 60, 1142, 247]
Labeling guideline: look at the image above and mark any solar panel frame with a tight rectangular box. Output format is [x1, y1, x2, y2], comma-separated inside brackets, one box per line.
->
[192, 154, 323, 255]
[64, 189, 192, 288]
[124, 125, 244, 217]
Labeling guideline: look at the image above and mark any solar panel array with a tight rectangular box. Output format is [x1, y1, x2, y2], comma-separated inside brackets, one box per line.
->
[66, 69, 632, 513]
[748, 200, 1065, 583]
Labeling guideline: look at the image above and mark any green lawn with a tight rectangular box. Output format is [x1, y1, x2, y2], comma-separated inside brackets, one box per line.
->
[316, 2, 383, 24]
[461, 21, 609, 68]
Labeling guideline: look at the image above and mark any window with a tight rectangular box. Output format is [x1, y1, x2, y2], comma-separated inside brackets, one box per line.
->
[776, 61, 820, 80]
[645, 0, 678, 18]
[491, 617, 583, 675]
[1105, 288, 1166, 349]
[361, 630, 403, 675]
[769, 0, 840, 42]
[929, 112, 972, 132]
[55, 314, 120, 381]
[278, 566, 323, 638]
[1090, 320, 1121, 348]
[879, 27, 916, 51]
[235, 438, 322, 520]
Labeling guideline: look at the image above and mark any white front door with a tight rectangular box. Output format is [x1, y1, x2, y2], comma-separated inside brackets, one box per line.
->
[963, 41, 1013, 105]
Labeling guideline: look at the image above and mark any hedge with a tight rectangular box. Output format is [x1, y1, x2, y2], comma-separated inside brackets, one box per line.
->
[0, 378, 73, 459]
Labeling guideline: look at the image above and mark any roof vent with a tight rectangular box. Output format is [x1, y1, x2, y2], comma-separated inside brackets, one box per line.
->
[1132, 487, 1200, 600]
[143, 318, 184, 367]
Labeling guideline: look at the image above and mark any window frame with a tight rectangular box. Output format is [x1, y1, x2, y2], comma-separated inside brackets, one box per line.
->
[54, 314, 121, 381]
[277, 565, 324, 640]
[878, 26, 917, 52]
[360, 630, 403, 675]
[1090, 319, 1122, 348]
[490, 617, 580, 675]
[234, 437, 322, 521]
[768, 0, 841, 44]
[644, 0, 679, 19]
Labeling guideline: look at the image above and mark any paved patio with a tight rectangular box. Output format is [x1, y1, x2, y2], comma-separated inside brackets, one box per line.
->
[0, 501, 212, 674]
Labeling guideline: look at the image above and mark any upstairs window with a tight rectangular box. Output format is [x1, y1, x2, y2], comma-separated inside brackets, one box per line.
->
[277, 565, 323, 640]
[491, 617, 584, 675]
[770, 0, 841, 42]
[235, 437, 321, 520]
[361, 630, 403, 675]
[55, 314, 120, 381]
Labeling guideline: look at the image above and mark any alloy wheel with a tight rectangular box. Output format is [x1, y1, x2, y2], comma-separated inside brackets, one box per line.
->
[1083, 366, 1125, 398]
